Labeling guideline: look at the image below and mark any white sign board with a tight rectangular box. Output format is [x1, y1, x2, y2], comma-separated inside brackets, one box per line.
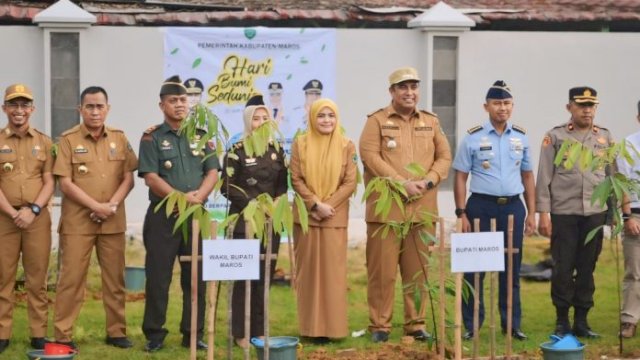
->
[202, 240, 260, 281]
[450, 232, 505, 273]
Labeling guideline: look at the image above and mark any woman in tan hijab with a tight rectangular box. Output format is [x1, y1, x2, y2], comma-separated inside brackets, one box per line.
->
[221, 96, 288, 348]
[290, 98, 358, 342]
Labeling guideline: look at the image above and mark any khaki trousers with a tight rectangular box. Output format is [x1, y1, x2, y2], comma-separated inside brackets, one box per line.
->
[0, 208, 51, 338]
[366, 222, 431, 333]
[622, 213, 640, 324]
[54, 233, 126, 341]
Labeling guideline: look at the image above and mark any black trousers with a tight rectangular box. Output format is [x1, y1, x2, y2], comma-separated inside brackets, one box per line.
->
[550, 213, 605, 311]
[231, 231, 280, 338]
[142, 205, 206, 342]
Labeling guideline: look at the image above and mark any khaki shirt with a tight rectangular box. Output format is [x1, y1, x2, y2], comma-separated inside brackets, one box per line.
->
[0, 126, 53, 207]
[359, 105, 452, 222]
[54, 123, 138, 234]
[536, 122, 613, 216]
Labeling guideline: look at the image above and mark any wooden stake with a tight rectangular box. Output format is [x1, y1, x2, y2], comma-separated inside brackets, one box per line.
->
[505, 215, 514, 359]
[190, 220, 200, 360]
[287, 231, 297, 291]
[243, 223, 254, 360]
[472, 219, 480, 359]
[437, 218, 446, 360]
[454, 219, 463, 360]
[207, 221, 218, 360]
[489, 219, 496, 360]
[263, 221, 273, 360]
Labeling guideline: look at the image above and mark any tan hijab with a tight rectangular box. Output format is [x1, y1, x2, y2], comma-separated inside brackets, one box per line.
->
[242, 105, 270, 137]
[298, 98, 347, 200]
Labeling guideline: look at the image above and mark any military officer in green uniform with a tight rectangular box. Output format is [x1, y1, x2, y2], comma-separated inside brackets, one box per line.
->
[139, 75, 219, 352]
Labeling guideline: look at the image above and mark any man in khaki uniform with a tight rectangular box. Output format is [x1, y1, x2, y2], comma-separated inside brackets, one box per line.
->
[53, 86, 138, 350]
[536, 86, 612, 338]
[0, 84, 54, 353]
[359, 67, 452, 343]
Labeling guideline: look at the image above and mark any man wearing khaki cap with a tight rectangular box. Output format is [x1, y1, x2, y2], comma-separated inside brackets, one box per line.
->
[0, 84, 54, 353]
[359, 67, 452, 343]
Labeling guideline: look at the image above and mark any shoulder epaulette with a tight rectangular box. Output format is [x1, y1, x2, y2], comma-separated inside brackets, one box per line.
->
[106, 126, 123, 133]
[552, 124, 565, 130]
[31, 128, 51, 138]
[593, 124, 608, 131]
[512, 124, 526, 134]
[60, 125, 81, 137]
[419, 109, 437, 117]
[367, 108, 385, 117]
[467, 125, 483, 134]
[143, 124, 160, 135]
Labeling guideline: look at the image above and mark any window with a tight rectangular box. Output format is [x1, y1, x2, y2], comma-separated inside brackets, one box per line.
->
[50, 32, 80, 141]
[432, 36, 458, 189]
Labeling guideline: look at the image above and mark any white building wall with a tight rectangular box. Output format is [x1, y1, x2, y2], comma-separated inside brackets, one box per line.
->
[2, 26, 640, 233]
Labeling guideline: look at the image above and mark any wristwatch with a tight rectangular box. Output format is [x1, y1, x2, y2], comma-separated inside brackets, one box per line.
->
[455, 208, 466, 218]
[29, 203, 41, 216]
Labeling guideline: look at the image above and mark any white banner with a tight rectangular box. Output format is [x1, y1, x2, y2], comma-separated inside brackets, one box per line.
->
[451, 232, 505, 273]
[202, 240, 260, 281]
[164, 27, 336, 227]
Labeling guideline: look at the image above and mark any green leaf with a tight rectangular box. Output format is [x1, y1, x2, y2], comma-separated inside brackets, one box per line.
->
[192, 57, 202, 69]
[166, 191, 179, 218]
[584, 225, 604, 245]
[173, 205, 200, 234]
[554, 140, 573, 167]
[294, 194, 309, 233]
[154, 193, 170, 214]
[198, 209, 212, 239]
[405, 162, 427, 178]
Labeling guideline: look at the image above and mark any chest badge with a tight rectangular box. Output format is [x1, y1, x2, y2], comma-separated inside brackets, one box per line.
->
[164, 160, 173, 169]
[78, 165, 89, 174]
[3, 162, 13, 172]
[160, 140, 172, 150]
[74, 144, 88, 154]
[387, 138, 397, 149]
[246, 177, 258, 186]
[0, 145, 12, 154]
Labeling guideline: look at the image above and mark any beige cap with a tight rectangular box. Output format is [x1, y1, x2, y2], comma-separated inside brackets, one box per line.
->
[4, 83, 33, 101]
[388, 67, 420, 86]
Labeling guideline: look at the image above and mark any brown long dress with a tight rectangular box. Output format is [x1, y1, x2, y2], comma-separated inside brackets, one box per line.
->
[290, 139, 358, 338]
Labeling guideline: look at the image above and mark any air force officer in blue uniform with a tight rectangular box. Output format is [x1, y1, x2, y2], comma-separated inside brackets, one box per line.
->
[452, 81, 536, 341]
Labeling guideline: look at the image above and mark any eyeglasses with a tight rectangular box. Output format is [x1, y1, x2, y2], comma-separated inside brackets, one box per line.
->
[4, 102, 33, 110]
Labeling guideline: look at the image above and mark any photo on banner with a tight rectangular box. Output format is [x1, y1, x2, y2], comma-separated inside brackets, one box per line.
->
[163, 27, 337, 234]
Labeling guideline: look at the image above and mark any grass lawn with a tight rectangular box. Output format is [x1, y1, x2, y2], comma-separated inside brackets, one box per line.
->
[4, 235, 640, 359]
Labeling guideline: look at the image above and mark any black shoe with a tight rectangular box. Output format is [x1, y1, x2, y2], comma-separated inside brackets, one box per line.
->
[462, 330, 474, 341]
[310, 336, 330, 344]
[406, 329, 432, 342]
[181, 337, 208, 350]
[106, 336, 133, 349]
[30, 337, 49, 349]
[554, 323, 571, 337]
[511, 329, 528, 341]
[371, 331, 389, 343]
[144, 340, 163, 352]
[0, 339, 9, 353]
[573, 325, 600, 338]
[56, 340, 77, 351]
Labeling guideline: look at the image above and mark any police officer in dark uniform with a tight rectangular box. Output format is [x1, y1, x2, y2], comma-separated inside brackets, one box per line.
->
[138, 76, 219, 352]
[536, 86, 612, 338]
[453, 81, 535, 341]
[221, 95, 288, 347]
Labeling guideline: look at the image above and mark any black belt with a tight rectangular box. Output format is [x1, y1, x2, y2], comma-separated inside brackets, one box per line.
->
[471, 193, 519, 205]
[631, 208, 640, 214]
